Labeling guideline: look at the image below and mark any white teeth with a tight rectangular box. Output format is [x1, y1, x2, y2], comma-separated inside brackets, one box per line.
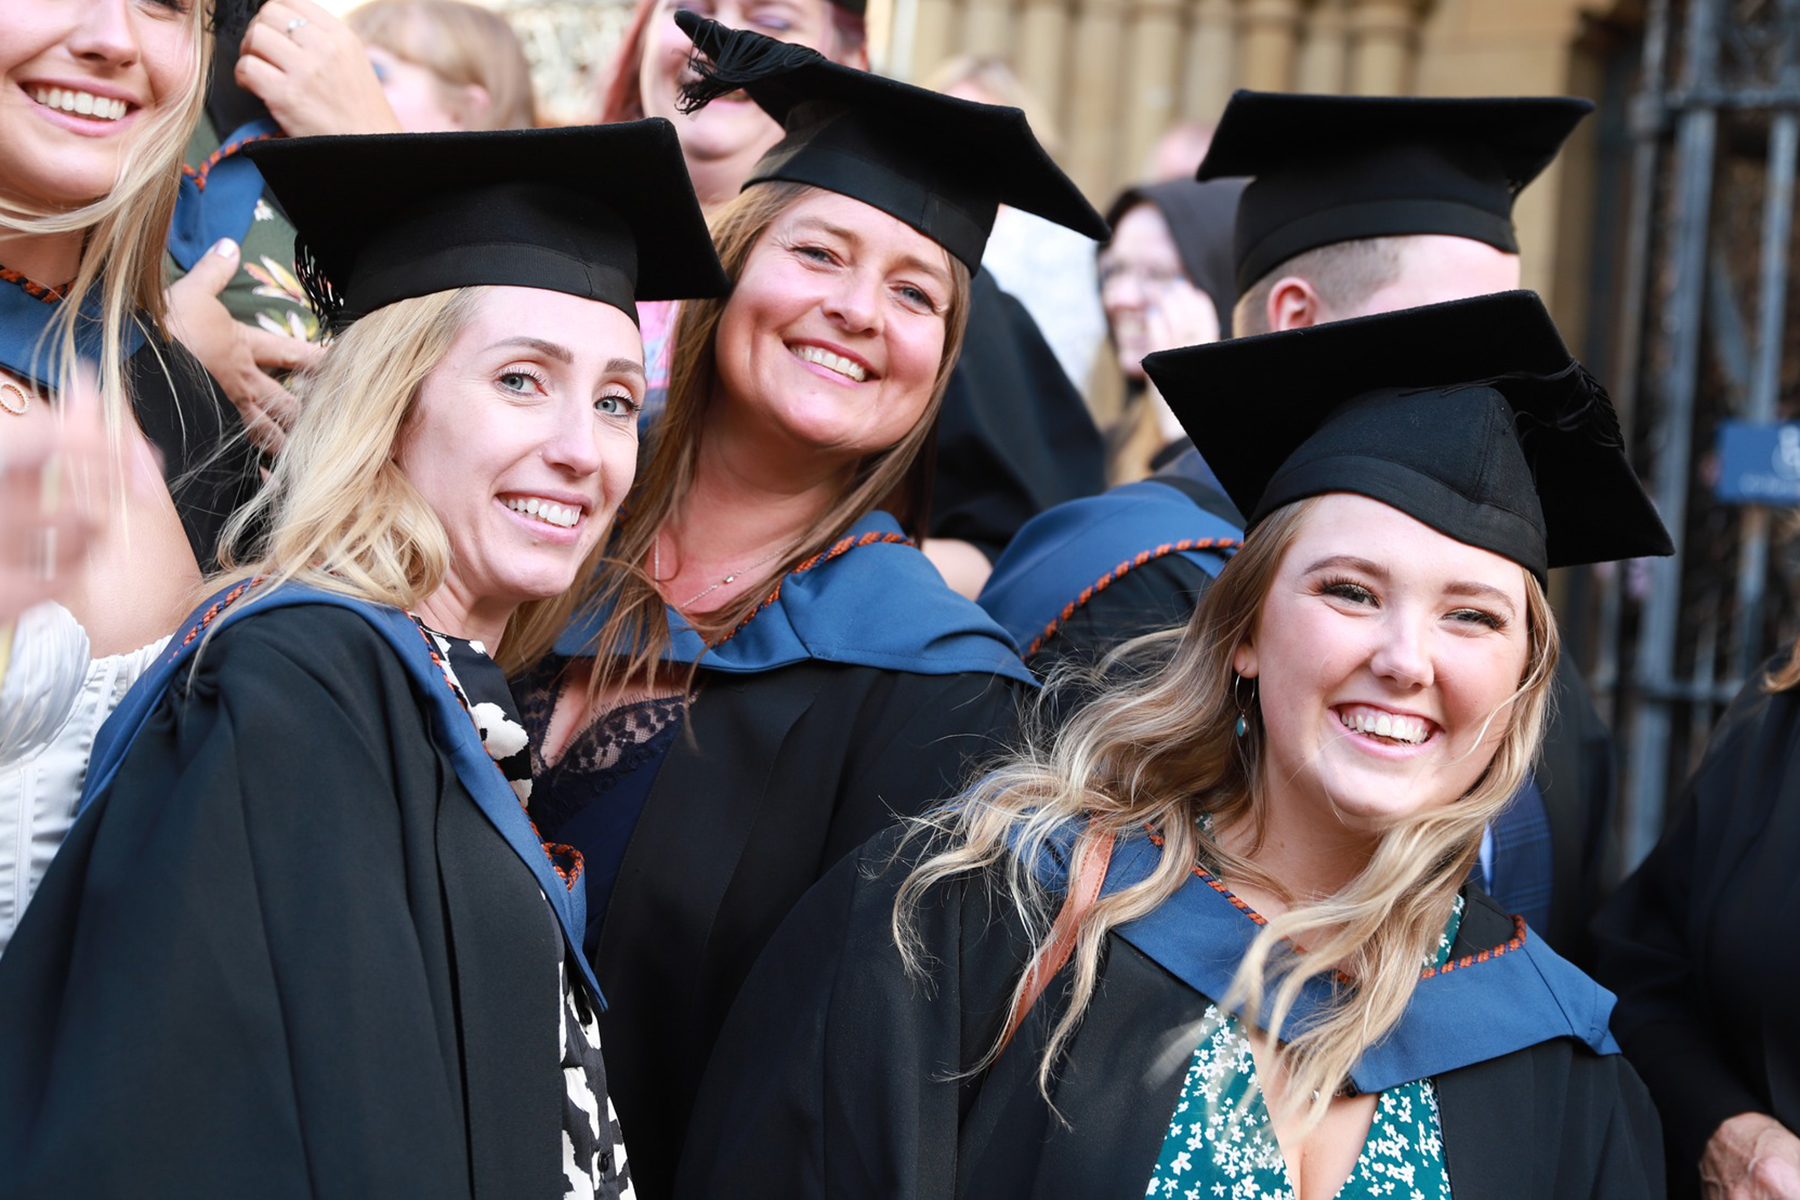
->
[791, 344, 867, 382]
[504, 496, 580, 528]
[31, 87, 128, 120]
[1340, 709, 1427, 745]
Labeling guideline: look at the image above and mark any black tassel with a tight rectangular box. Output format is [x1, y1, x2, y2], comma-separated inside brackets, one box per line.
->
[292, 237, 347, 336]
[673, 11, 824, 115]
[1423, 362, 1624, 450]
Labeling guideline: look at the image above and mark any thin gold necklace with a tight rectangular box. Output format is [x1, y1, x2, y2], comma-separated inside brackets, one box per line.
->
[654, 533, 786, 610]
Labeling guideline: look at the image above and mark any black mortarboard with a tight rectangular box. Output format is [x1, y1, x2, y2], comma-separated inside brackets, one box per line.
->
[672, 12, 1108, 269]
[1196, 91, 1593, 293]
[1142, 291, 1672, 579]
[242, 121, 729, 332]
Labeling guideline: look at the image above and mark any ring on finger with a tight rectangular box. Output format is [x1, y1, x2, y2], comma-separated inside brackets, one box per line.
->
[285, 16, 309, 33]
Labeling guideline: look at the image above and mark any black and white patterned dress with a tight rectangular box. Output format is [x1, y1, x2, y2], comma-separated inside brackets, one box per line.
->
[415, 620, 634, 1199]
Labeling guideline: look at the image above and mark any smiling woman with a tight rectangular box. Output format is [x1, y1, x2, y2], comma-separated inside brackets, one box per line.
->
[497, 18, 1109, 1197]
[0, 120, 726, 1198]
[674, 291, 1676, 1199]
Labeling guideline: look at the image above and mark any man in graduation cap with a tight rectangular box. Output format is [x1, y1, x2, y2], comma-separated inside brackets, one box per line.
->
[978, 89, 1622, 967]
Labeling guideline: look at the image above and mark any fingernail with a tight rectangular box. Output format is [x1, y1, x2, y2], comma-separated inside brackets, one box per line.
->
[214, 239, 240, 259]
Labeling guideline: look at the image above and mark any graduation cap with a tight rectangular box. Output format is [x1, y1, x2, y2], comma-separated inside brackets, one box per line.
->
[672, 11, 1108, 269]
[1141, 291, 1672, 579]
[242, 121, 729, 332]
[1196, 91, 1593, 292]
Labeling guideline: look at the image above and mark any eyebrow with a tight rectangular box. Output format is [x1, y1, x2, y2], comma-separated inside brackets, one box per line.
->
[486, 340, 645, 379]
[788, 216, 955, 292]
[1302, 554, 1388, 580]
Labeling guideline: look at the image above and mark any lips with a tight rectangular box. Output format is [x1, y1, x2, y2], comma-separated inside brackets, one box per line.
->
[789, 343, 872, 382]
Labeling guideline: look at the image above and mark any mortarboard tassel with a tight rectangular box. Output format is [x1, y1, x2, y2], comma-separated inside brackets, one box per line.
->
[674, 13, 823, 115]
[292, 237, 346, 336]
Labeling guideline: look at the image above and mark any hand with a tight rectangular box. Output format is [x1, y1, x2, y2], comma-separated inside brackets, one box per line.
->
[0, 371, 128, 624]
[1142, 277, 1221, 355]
[165, 238, 321, 455]
[236, 0, 402, 138]
[1703, 1113, 1800, 1199]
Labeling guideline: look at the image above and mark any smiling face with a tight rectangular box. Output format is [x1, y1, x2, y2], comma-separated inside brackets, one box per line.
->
[0, 0, 193, 211]
[1098, 201, 1187, 379]
[1232, 493, 1532, 838]
[709, 189, 952, 468]
[395, 287, 644, 640]
[639, 0, 846, 172]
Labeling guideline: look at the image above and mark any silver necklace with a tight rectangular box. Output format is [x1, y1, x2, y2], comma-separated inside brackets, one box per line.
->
[654, 533, 786, 610]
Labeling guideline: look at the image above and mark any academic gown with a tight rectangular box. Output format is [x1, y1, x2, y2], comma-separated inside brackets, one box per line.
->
[1592, 653, 1800, 1198]
[978, 477, 1619, 966]
[931, 269, 1108, 560]
[0, 593, 599, 1199]
[552, 514, 1037, 1200]
[676, 825, 1664, 1200]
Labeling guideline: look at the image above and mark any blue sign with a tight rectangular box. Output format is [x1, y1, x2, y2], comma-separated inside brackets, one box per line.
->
[1717, 421, 1800, 506]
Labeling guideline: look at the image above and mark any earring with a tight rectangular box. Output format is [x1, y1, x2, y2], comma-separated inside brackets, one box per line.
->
[1232, 674, 1252, 738]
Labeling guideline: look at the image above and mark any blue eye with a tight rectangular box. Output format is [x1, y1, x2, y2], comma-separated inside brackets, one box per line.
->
[498, 370, 540, 393]
[596, 393, 639, 417]
[1320, 578, 1377, 606]
[369, 58, 391, 83]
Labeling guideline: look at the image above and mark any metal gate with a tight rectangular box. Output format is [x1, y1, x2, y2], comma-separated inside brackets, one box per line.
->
[1597, 0, 1800, 868]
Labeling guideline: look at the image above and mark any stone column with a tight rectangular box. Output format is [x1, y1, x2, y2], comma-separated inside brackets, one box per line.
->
[1016, 0, 1072, 135]
[961, 0, 1016, 58]
[1238, 0, 1304, 92]
[1181, 0, 1239, 121]
[1347, 0, 1419, 94]
[1066, 0, 1128, 198]
[1295, 0, 1352, 93]
[909, 0, 958, 81]
[1121, 0, 1186, 179]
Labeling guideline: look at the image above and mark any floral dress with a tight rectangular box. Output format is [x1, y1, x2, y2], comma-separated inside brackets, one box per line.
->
[1143, 895, 1464, 1200]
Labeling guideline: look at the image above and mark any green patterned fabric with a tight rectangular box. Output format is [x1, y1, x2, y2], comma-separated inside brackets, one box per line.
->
[1143, 895, 1464, 1200]
[171, 117, 318, 343]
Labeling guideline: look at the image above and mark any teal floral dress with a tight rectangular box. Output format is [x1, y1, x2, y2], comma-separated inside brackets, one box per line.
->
[1144, 895, 1464, 1200]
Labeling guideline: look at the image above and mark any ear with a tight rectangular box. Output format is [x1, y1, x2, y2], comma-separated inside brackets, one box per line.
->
[837, 43, 870, 70]
[1266, 275, 1324, 332]
[455, 83, 493, 129]
[1232, 639, 1258, 679]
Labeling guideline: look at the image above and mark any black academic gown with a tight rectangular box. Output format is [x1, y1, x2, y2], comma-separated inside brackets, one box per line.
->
[0, 603, 572, 1199]
[559, 519, 1034, 1199]
[676, 827, 1664, 1199]
[930, 269, 1108, 560]
[1592, 655, 1800, 1198]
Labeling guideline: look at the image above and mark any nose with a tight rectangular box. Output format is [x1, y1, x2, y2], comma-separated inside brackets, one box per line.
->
[542, 408, 606, 478]
[821, 267, 881, 333]
[1369, 609, 1434, 690]
[69, 0, 142, 68]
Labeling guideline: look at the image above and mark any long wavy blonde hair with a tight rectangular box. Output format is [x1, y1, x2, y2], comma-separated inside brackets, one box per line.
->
[504, 180, 972, 683]
[217, 286, 600, 645]
[895, 495, 1559, 1127]
[0, 0, 209, 437]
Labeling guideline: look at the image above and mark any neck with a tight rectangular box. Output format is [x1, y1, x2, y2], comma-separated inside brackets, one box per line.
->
[1215, 796, 1378, 917]
[415, 583, 514, 655]
[686, 148, 768, 218]
[0, 228, 85, 288]
[664, 433, 848, 577]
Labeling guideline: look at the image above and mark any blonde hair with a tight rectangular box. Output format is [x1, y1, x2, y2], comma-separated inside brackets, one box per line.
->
[0, 3, 208, 440]
[504, 180, 971, 684]
[895, 495, 1559, 1127]
[1232, 236, 1406, 338]
[218, 287, 589, 645]
[926, 56, 1063, 161]
[348, 0, 537, 129]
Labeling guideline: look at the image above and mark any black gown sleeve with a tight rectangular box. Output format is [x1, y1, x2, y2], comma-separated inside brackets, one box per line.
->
[931, 270, 1107, 560]
[0, 609, 485, 1200]
[1592, 666, 1800, 1196]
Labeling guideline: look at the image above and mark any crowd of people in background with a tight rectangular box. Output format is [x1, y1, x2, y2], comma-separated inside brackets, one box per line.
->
[0, 0, 1794, 1196]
